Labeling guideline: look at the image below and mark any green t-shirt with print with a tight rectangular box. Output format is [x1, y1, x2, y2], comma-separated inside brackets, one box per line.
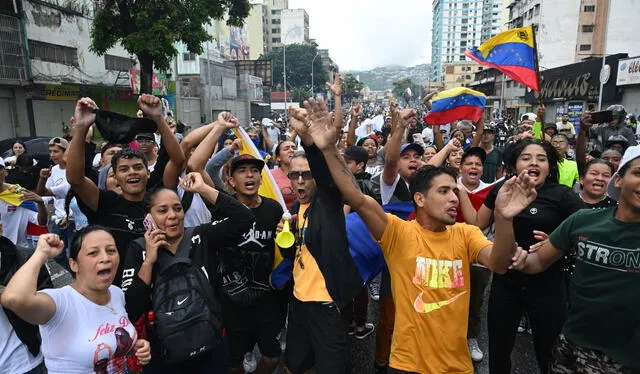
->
[549, 208, 640, 369]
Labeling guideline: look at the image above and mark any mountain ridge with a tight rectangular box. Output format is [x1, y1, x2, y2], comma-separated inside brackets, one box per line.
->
[345, 63, 431, 91]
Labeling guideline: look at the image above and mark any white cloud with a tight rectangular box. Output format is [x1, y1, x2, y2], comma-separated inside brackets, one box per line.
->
[288, 0, 432, 71]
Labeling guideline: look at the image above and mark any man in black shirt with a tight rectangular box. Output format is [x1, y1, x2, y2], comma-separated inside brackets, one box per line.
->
[66, 95, 185, 285]
[221, 154, 284, 374]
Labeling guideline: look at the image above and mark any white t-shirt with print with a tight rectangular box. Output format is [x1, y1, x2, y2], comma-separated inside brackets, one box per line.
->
[45, 165, 69, 220]
[0, 199, 38, 247]
[39, 285, 138, 374]
[0, 308, 43, 374]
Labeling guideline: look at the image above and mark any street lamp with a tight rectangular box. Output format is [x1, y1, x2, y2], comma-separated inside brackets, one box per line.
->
[282, 26, 302, 112]
[311, 52, 320, 97]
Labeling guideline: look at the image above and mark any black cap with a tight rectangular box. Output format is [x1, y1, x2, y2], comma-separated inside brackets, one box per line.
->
[229, 154, 265, 174]
[94, 109, 157, 144]
[483, 125, 494, 132]
[343, 146, 369, 164]
[135, 133, 155, 142]
[461, 146, 486, 164]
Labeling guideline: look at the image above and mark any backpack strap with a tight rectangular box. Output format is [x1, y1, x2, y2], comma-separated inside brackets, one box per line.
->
[155, 227, 196, 275]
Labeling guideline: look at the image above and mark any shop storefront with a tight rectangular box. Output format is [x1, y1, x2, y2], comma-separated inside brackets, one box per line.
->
[524, 53, 627, 133]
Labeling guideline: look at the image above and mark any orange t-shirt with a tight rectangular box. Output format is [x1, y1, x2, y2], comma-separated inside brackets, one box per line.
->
[379, 214, 491, 373]
[292, 203, 332, 302]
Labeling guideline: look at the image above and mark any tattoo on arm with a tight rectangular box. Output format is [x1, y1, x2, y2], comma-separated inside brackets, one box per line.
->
[333, 153, 360, 190]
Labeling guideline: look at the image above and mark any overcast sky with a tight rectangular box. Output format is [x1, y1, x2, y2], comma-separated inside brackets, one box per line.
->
[288, 0, 432, 71]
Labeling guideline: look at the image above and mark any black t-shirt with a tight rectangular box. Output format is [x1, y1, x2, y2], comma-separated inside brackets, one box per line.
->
[78, 190, 145, 285]
[584, 196, 617, 209]
[484, 180, 584, 285]
[218, 196, 283, 306]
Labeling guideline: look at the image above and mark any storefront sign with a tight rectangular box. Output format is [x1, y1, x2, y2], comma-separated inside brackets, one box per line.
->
[41, 84, 81, 101]
[616, 56, 640, 86]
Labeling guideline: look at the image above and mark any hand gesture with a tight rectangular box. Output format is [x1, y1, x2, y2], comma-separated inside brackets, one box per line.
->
[326, 73, 343, 97]
[143, 229, 167, 265]
[35, 234, 64, 260]
[135, 339, 152, 366]
[39, 168, 51, 179]
[350, 104, 362, 117]
[288, 107, 311, 137]
[398, 109, 417, 129]
[580, 112, 593, 131]
[73, 97, 98, 129]
[19, 190, 43, 204]
[231, 138, 243, 152]
[389, 98, 399, 114]
[180, 172, 206, 193]
[137, 94, 163, 122]
[509, 246, 529, 270]
[529, 230, 549, 253]
[217, 112, 238, 129]
[303, 98, 337, 150]
[446, 138, 462, 152]
[494, 170, 537, 220]
[276, 213, 297, 236]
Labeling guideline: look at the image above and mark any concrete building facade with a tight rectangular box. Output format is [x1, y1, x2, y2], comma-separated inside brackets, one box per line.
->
[280, 9, 309, 45]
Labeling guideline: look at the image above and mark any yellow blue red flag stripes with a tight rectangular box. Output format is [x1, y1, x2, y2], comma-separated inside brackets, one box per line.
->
[424, 87, 486, 125]
[465, 25, 540, 91]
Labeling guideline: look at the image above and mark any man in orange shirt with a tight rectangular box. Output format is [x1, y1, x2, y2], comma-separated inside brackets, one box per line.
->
[290, 99, 533, 374]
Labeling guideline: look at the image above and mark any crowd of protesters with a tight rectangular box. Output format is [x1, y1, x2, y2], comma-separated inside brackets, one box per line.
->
[0, 72, 638, 374]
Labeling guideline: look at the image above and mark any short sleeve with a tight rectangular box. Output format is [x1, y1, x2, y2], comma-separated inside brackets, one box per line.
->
[549, 210, 579, 252]
[39, 287, 68, 329]
[465, 224, 493, 264]
[378, 214, 407, 258]
[380, 174, 401, 205]
[483, 181, 502, 210]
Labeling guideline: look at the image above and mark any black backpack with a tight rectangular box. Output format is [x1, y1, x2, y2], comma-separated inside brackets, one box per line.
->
[147, 228, 223, 364]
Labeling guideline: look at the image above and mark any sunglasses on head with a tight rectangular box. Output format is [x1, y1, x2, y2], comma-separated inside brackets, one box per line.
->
[287, 171, 313, 181]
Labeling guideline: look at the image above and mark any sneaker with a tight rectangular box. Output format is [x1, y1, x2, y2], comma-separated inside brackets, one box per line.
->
[242, 351, 257, 373]
[517, 317, 527, 333]
[467, 338, 484, 362]
[354, 323, 375, 340]
[368, 282, 380, 301]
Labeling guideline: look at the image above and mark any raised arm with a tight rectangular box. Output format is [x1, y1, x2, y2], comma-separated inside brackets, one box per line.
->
[576, 111, 592, 171]
[1, 234, 61, 325]
[382, 108, 414, 185]
[327, 73, 343, 142]
[137, 95, 186, 189]
[470, 118, 484, 148]
[433, 124, 444, 150]
[188, 113, 237, 174]
[346, 105, 361, 147]
[477, 171, 537, 274]
[66, 98, 100, 211]
[427, 138, 460, 166]
[293, 98, 388, 240]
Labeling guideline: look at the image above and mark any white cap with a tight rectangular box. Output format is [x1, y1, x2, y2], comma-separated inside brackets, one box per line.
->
[607, 145, 640, 201]
[520, 112, 537, 122]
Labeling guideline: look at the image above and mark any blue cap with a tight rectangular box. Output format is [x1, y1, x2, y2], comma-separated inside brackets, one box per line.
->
[400, 143, 424, 156]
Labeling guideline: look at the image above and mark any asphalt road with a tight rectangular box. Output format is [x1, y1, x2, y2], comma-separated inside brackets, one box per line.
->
[48, 262, 539, 373]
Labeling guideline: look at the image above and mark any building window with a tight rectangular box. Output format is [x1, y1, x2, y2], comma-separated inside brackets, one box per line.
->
[271, 10, 280, 15]
[104, 54, 135, 71]
[459, 55, 466, 61]
[272, 28, 280, 33]
[182, 52, 196, 61]
[582, 24, 594, 32]
[584, 5, 596, 12]
[465, 75, 472, 79]
[28, 40, 78, 66]
[579, 44, 592, 51]
[271, 19, 280, 24]
[272, 37, 281, 43]
[534, 4, 540, 15]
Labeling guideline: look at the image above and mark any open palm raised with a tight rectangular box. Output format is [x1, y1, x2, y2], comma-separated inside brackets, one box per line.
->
[494, 170, 538, 220]
[303, 98, 337, 150]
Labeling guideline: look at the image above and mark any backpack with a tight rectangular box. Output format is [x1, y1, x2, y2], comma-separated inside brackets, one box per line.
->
[146, 228, 223, 364]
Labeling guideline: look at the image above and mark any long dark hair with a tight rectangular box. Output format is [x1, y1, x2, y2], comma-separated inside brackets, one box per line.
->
[503, 139, 559, 184]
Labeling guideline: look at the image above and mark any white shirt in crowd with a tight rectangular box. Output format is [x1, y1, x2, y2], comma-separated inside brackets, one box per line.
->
[421, 127, 434, 144]
[44, 165, 69, 222]
[0, 308, 43, 374]
[39, 285, 138, 374]
[0, 199, 38, 248]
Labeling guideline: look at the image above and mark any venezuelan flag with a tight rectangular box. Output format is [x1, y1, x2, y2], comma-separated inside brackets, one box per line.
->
[232, 127, 291, 289]
[465, 25, 540, 91]
[424, 87, 487, 125]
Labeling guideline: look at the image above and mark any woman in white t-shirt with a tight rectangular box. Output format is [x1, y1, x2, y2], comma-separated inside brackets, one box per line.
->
[1, 228, 151, 374]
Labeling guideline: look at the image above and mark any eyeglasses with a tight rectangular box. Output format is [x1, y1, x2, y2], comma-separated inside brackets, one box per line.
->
[551, 141, 567, 146]
[287, 171, 313, 181]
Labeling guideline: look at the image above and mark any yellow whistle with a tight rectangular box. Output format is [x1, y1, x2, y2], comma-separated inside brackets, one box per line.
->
[275, 220, 295, 248]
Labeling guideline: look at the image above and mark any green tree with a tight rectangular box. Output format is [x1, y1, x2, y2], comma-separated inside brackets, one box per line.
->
[392, 78, 424, 103]
[260, 44, 328, 94]
[342, 73, 363, 103]
[90, 0, 251, 94]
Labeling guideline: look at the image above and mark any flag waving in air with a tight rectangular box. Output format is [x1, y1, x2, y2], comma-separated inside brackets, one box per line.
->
[465, 25, 540, 91]
[424, 87, 487, 125]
